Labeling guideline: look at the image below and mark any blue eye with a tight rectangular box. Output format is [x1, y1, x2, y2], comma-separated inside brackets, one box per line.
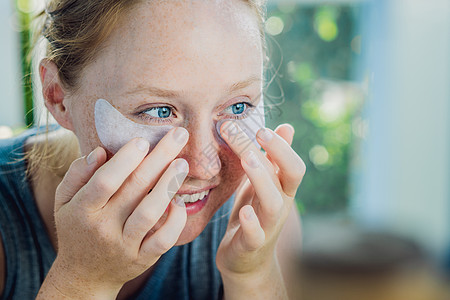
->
[144, 106, 172, 118]
[224, 102, 248, 116]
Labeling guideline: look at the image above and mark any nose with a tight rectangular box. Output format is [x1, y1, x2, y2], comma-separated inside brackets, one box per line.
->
[179, 118, 222, 181]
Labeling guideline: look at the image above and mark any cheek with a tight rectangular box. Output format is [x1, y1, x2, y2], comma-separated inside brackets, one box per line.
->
[70, 100, 102, 156]
[217, 146, 246, 192]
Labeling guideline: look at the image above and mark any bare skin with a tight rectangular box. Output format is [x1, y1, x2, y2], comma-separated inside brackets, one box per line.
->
[0, 1, 304, 299]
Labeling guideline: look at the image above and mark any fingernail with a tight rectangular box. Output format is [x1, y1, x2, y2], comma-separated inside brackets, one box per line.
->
[86, 148, 98, 165]
[223, 121, 238, 138]
[174, 195, 186, 207]
[173, 127, 188, 144]
[174, 159, 188, 173]
[257, 128, 273, 143]
[136, 138, 149, 152]
[244, 151, 260, 168]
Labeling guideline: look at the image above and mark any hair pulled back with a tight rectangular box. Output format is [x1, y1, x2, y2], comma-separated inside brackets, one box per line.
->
[38, 0, 267, 91]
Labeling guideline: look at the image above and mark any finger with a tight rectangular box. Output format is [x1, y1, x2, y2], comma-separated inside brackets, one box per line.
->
[76, 137, 150, 210]
[229, 178, 254, 225]
[265, 124, 294, 171]
[109, 127, 189, 219]
[274, 123, 294, 146]
[241, 150, 284, 228]
[256, 127, 306, 198]
[122, 158, 189, 248]
[219, 121, 280, 188]
[55, 147, 106, 212]
[238, 205, 265, 251]
[139, 199, 187, 258]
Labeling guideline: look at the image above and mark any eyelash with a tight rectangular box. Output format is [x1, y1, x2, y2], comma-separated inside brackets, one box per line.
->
[223, 102, 255, 120]
[136, 101, 255, 124]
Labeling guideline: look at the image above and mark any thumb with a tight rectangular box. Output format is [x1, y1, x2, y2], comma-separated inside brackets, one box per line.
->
[238, 205, 265, 251]
[55, 147, 106, 212]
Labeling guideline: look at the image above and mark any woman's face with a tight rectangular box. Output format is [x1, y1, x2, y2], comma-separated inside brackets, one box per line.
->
[65, 0, 263, 244]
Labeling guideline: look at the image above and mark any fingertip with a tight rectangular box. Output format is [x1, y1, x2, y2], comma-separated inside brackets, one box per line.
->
[285, 123, 295, 135]
[239, 205, 265, 250]
[86, 147, 99, 166]
[241, 205, 255, 222]
[172, 127, 189, 144]
[135, 138, 150, 152]
[219, 120, 238, 139]
[219, 120, 230, 133]
[274, 124, 295, 145]
[173, 158, 189, 173]
[86, 146, 107, 167]
[97, 146, 107, 163]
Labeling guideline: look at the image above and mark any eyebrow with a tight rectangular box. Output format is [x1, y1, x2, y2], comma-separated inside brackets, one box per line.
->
[125, 75, 262, 98]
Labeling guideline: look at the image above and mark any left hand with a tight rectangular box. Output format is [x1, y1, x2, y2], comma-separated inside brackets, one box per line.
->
[216, 121, 306, 278]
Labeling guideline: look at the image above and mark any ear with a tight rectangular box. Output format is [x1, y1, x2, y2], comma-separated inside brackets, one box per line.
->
[39, 58, 74, 131]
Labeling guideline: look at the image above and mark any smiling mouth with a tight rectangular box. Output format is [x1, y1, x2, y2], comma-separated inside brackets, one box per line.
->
[175, 189, 211, 203]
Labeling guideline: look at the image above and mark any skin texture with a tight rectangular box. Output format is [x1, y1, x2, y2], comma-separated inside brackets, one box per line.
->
[31, 0, 305, 299]
[61, 0, 262, 244]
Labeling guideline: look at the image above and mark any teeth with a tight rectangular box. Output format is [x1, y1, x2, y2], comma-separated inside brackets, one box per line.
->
[176, 189, 210, 203]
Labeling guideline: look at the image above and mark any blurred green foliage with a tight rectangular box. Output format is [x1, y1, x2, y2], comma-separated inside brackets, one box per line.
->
[264, 4, 363, 214]
[15, 0, 34, 127]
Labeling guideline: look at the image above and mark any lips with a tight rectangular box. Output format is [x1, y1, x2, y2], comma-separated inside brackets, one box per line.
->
[183, 190, 210, 215]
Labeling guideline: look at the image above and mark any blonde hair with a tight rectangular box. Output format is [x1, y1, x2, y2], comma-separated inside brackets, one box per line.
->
[26, 0, 268, 177]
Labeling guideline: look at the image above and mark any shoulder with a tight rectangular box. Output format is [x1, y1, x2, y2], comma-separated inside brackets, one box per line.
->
[0, 131, 28, 166]
[0, 128, 41, 297]
[0, 125, 59, 167]
[0, 124, 61, 297]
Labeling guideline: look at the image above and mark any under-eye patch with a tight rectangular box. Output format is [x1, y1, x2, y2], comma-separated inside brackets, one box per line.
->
[95, 98, 174, 154]
[215, 98, 265, 148]
[94, 98, 265, 154]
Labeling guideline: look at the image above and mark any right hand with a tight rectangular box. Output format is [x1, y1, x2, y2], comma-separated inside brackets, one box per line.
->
[51, 127, 190, 292]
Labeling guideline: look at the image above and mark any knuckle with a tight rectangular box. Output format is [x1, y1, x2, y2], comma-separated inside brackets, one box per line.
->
[128, 170, 149, 190]
[265, 198, 283, 219]
[64, 159, 84, 181]
[133, 210, 159, 230]
[299, 157, 307, 176]
[153, 236, 174, 254]
[69, 157, 84, 171]
[131, 255, 151, 270]
[55, 181, 66, 198]
[291, 156, 306, 181]
[93, 221, 114, 242]
[247, 232, 265, 251]
[273, 195, 284, 213]
[123, 225, 140, 242]
[92, 174, 116, 195]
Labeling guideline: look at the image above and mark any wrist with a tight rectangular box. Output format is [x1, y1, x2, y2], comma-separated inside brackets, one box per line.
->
[37, 258, 123, 299]
[220, 258, 288, 300]
[218, 250, 277, 281]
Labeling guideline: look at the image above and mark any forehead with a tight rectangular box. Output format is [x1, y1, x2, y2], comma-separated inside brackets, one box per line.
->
[85, 0, 263, 99]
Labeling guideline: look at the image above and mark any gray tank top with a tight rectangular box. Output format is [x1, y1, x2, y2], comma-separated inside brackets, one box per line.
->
[0, 127, 232, 299]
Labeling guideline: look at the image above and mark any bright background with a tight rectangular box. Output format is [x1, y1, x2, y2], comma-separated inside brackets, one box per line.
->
[1, 0, 450, 269]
